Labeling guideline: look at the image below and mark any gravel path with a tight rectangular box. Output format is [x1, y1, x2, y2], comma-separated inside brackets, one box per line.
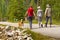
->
[0, 22, 60, 39]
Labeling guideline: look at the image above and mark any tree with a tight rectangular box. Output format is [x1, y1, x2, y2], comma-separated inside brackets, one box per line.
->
[14, 0, 26, 21]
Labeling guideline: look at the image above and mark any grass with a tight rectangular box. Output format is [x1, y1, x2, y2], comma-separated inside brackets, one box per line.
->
[26, 29, 55, 40]
[52, 20, 60, 25]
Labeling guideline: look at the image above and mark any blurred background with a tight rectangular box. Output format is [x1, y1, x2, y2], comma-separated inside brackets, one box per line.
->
[0, 0, 60, 24]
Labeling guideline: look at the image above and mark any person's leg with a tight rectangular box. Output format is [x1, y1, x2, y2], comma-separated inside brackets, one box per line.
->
[38, 22, 40, 28]
[45, 16, 49, 27]
[38, 17, 43, 28]
[50, 17, 52, 27]
[38, 17, 40, 27]
[30, 17, 32, 29]
[40, 17, 43, 27]
[28, 17, 32, 29]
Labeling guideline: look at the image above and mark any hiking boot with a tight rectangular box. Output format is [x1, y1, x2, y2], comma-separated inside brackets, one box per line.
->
[45, 24, 47, 27]
[41, 24, 43, 28]
[45, 25, 47, 27]
[30, 27, 32, 29]
[50, 25, 52, 27]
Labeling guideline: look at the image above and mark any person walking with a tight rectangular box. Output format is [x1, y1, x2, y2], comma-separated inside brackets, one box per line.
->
[45, 4, 52, 27]
[37, 6, 43, 28]
[25, 6, 36, 29]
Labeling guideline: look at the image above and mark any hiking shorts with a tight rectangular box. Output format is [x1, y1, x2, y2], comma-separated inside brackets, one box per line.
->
[38, 16, 42, 22]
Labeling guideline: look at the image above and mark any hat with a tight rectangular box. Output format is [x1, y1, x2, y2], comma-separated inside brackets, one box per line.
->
[37, 6, 40, 9]
[46, 4, 50, 8]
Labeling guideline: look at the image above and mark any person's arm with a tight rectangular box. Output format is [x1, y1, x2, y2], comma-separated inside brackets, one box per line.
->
[37, 10, 38, 17]
[33, 11, 37, 19]
[45, 8, 48, 16]
[33, 11, 36, 17]
[41, 10, 43, 17]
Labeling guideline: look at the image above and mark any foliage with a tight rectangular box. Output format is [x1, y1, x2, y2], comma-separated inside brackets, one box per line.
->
[40, 0, 60, 20]
[0, 0, 60, 22]
[0, 0, 27, 22]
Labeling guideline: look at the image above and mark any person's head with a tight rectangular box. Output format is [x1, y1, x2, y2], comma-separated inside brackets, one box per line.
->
[37, 6, 41, 9]
[46, 4, 50, 8]
[29, 5, 33, 8]
[29, 6, 33, 9]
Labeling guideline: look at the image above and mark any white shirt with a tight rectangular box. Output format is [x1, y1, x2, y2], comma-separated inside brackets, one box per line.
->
[37, 9, 43, 17]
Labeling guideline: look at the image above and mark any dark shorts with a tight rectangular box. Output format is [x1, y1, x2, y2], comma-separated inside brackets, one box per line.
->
[46, 16, 52, 24]
[27, 16, 33, 21]
[38, 16, 42, 22]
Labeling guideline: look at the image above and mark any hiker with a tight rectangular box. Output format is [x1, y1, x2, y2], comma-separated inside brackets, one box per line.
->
[45, 4, 52, 27]
[25, 6, 36, 29]
[37, 6, 43, 28]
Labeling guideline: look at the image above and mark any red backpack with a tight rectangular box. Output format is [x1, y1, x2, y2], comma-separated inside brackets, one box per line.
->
[27, 7, 34, 17]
